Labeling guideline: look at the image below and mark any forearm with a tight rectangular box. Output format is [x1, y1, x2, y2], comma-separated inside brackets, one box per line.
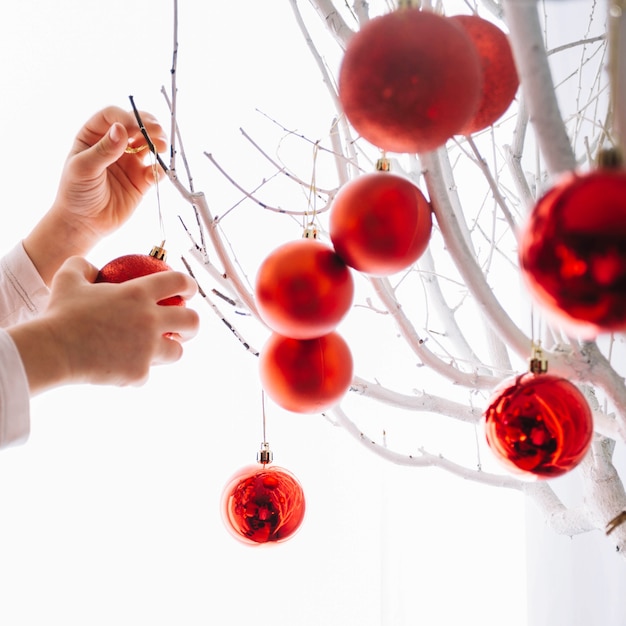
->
[23, 209, 95, 287]
[7, 317, 71, 395]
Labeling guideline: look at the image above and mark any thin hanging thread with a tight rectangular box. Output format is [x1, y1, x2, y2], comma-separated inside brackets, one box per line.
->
[149, 147, 167, 243]
[304, 142, 320, 235]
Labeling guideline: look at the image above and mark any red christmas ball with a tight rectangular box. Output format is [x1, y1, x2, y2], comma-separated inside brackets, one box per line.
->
[338, 8, 482, 153]
[96, 253, 184, 307]
[483, 372, 593, 478]
[259, 331, 353, 414]
[329, 171, 432, 275]
[450, 14, 519, 134]
[221, 464, 306, 545]
[518, 169, 626, 335]
[255, 238, 354, 340]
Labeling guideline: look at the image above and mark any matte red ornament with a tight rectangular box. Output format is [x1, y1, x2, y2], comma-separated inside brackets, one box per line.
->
[96, 247, 184, 307]
[255, 238, 354, 340]
[259, 331, 353, 414]
[518, 169, 626, 335]
[329, 171, 433, 275]
[221, 464, 306, 545]
[483, 372, 593, 478]
[450, 14, 519, 135]
[338, 8, 482, 153]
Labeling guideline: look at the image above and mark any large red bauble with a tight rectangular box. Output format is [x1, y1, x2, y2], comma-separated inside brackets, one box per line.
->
[338, 9, 482, 153]
[450, 14, 519, 135]
[221, 464, 306, 545]
[518, 170, 626, 335]
[329, 171, 432, 275]
[483, 372, 593, 478]
[96, 253, 184, 306]
[255, 238, 354, 339]
[259, 331, 353, 414]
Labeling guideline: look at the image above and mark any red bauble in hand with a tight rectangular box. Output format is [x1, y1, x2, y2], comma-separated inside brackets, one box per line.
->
[259, 331, 353, 414]
[96, 248, 184, 307]
[450, 14, 519, 135]
[221, 464, 306, 545]
[329, 171, 432, 275]
[255, 238, 354, 339]
[338, 8, 482, 153]
[518, 169, 626, 335]
[483, 372, 593, 478]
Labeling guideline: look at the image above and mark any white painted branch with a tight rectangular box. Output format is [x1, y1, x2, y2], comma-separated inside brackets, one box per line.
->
[421, 149, 531, 359]
[502, 0, 577, 176]
[350, 375, 482, 423]
[369, 275, 502, 389]
[330, 405, 523, 490]
[305, 0, 354, 49]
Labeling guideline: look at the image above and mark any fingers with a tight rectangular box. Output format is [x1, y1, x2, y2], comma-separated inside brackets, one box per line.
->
[137, 269, 199, 304]
[52, 256, 100, 288]
[71, 106, 168, 176]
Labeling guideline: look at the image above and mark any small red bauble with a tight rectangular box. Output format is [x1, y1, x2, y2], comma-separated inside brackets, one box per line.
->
[518, 169, 626, 335]
[221, 464, 306, 545]
[329, 171, 433, 275]
[96, 251, 184, 307]
[259, 331, 353, 414]
[255, 238, 354, 340]
[483, 373, 593, 478]
[338, 8, 482, 153]
[450, 14, 519, 135]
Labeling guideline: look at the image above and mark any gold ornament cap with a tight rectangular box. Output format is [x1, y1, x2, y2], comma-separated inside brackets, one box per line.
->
[150, 241, 168, 261]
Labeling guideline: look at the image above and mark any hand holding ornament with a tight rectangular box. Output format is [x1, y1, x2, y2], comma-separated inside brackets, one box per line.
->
[7, 256, 199, 394]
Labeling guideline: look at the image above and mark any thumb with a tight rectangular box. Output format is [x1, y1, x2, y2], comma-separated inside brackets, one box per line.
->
[53, 256, 100, 287]
[76, 123, 129, 177]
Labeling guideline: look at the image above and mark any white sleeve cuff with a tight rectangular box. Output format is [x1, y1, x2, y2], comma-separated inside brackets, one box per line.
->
[0, 329, 30, 449]
[0, 242, 50, 327]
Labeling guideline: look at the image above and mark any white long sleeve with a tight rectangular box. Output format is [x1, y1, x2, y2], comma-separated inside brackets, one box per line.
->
[0, 242, 50, 448]
[0, 329, 30, 447]
[0, 242, 50, 326]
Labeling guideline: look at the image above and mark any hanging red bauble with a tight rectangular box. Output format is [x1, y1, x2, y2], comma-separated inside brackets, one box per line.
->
[338, 8, 482, 153]
[255, 238, 354, 340]
[450, 14, 519, 135]
[483, 372, 593, 478]
[518, 168, 626, 335]
[96, 245, 184, 307]
[329, 170, 432, 275]
[221, 464, 306, 545]
[259, 331, 353, 414]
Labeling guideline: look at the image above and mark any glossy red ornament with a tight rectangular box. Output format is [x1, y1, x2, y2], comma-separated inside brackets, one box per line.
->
[484, 372, 593, 478]
[255, 238, 354, 340]
[259, 331, 353, 414]
[338, 8, 482, 153]
[518, 169, 626, 335]
[450, 14, 519, 135]
[329, 171, 432, 275]
[221, 464, 306, 545]
[96, 251, 184, 307]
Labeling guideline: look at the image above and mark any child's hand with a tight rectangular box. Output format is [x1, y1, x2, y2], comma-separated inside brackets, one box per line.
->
[24, 106, 168, 285]
[8, 257, 199, 393]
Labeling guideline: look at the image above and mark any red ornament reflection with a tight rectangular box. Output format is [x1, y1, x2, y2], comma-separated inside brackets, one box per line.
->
[255, 238, 354, 340]
[483, 373, 593, 478]
[96, 253, 184, 307]
[221, 464, 306, 545]
[329, 171, 433, 276]
[450, 14, 519, 135]
[338, 9, 482, 153]
[259, 331, 353, 414]
[519, 170, 626, 335]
